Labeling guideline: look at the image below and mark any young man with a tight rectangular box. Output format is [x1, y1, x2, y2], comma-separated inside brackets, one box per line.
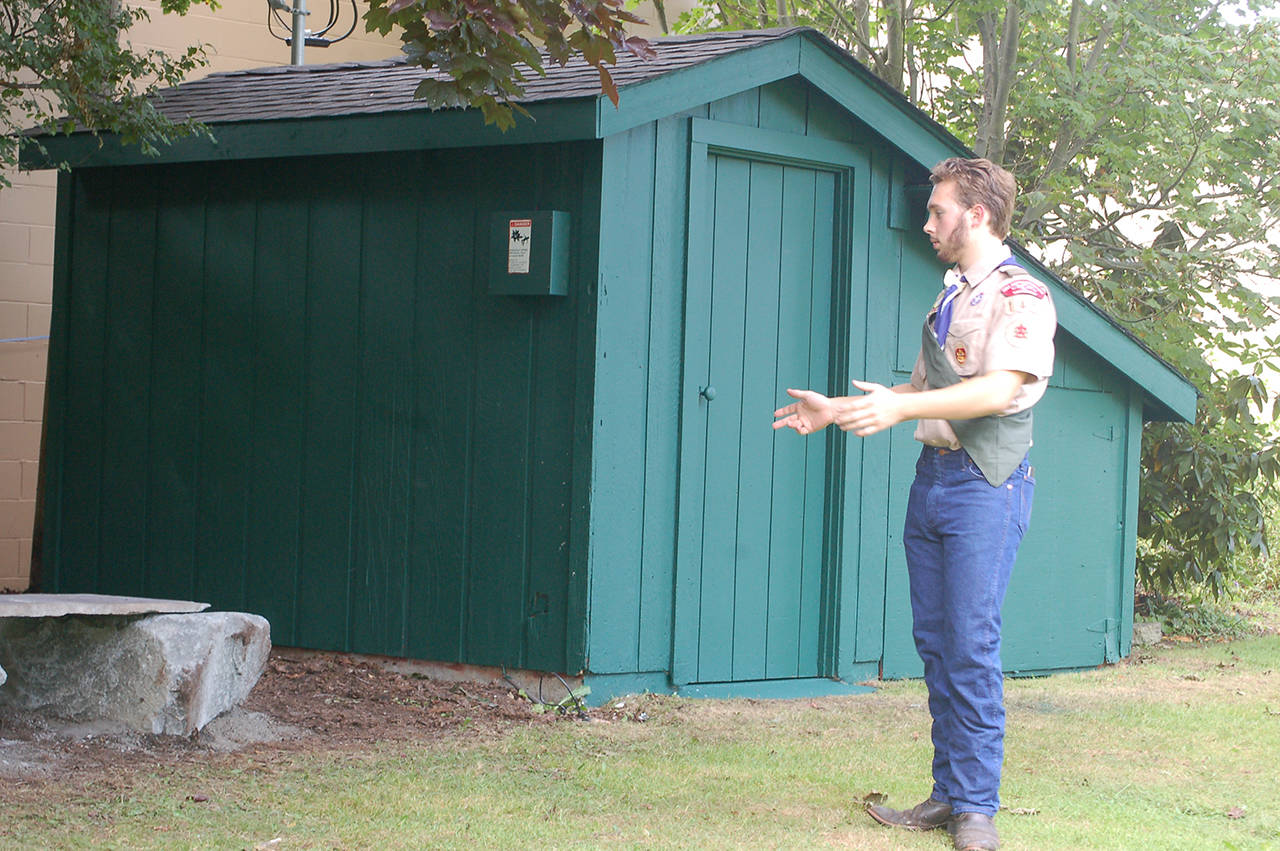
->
[773, 157, 1056, 851]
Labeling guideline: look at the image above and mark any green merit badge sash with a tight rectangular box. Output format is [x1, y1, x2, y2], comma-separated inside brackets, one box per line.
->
[920, 321, 1032, 486]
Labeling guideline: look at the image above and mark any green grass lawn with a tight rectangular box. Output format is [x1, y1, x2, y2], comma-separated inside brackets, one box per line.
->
[5, 635, 1278, 849]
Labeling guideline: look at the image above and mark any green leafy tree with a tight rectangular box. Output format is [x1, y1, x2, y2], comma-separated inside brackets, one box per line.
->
[678, 0, 1280, 594]
[364, 0, 656, 130]
[1, 0, 215, 187]
[954, 1, 1280, 596]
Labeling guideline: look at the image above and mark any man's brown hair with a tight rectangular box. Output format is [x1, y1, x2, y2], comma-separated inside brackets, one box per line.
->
[930, 157, 1017, 240]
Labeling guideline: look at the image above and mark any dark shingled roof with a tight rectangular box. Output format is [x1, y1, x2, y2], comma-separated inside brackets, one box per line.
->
[152, 28, 807, 124]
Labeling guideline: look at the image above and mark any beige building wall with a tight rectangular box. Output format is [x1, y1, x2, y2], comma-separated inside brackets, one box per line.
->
[0, 0, 688, 591]
[0, 165, 52, 591]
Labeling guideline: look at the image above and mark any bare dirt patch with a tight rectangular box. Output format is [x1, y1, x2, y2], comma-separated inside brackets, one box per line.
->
[0, 650, 589, 794]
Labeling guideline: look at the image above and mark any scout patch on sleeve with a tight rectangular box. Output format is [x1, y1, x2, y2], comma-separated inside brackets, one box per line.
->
[1005, 319, 1037, 346]
[1000, 279, 1049, 299]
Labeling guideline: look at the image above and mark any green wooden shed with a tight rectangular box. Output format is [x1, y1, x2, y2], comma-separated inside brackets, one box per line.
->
[27, 27, 1196, 701]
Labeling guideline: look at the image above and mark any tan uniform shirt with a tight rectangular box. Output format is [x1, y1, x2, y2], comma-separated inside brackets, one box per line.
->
[910, 247, 1057, 448]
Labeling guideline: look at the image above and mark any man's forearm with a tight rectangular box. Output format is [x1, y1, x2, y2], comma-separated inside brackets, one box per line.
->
[889, 371, 1025, 421]
[824, 370, 1028, 436]
[775, 371, 1029, 438]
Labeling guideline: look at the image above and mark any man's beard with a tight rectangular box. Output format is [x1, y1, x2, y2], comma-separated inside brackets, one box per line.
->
[934, 216, 970, 265]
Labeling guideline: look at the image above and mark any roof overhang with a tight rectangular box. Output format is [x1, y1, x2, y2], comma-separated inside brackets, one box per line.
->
[22, 97, 599, 170]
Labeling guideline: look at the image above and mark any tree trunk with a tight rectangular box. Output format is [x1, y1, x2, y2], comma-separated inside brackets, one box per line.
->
[884, 0, 906, 92]
[1018, 2, 1119, 228]
[653, 0, 669, 33]
[974, 0, 1020, 164]
[852, 0, 871, 66]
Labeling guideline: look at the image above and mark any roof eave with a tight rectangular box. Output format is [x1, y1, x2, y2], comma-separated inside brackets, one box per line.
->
[19, 96, 600, 170]
[1000, 244, 1198, 424]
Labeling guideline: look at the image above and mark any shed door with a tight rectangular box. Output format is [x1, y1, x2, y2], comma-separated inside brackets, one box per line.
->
[672, 120, 866, 686]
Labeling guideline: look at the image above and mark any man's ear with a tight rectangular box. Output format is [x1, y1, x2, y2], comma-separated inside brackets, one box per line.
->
[969, 203, 988, 229]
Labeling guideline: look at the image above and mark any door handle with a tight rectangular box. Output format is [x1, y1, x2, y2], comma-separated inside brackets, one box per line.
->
[700, 385, 717, 401]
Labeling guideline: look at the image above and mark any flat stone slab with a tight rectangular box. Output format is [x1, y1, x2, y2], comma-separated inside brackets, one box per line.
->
[0, 611, 270, 735]
[0, 594, 209, 618]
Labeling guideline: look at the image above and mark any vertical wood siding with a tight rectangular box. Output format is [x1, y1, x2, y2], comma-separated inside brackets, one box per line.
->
[43, 143, 601, 672]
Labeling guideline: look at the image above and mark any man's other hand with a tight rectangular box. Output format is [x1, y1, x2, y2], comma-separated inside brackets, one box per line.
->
[835, 380, 906, 436]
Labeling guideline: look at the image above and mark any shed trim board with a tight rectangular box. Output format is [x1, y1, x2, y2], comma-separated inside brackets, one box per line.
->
[28, 101, 599, 169]
[596, 38, 803, 138]
[1120, 390, 1145, 657]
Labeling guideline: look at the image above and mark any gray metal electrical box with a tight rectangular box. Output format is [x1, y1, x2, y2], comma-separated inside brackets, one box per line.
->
[488, 210, 571, 296]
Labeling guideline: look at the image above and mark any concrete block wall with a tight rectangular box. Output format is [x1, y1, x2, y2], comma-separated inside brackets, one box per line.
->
[0, 0, 684, 591]
[0, 167, 53, 592]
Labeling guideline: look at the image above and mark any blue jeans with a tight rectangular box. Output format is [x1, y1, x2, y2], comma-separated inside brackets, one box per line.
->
[903, 445, 1034, 816]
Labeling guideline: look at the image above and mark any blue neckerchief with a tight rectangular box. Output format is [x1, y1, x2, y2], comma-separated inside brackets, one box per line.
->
[934, 281, 961, 347]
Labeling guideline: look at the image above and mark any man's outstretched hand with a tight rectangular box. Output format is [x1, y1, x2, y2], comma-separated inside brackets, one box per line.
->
[773, 388, 836, 435]
[773, 380, 908, 437]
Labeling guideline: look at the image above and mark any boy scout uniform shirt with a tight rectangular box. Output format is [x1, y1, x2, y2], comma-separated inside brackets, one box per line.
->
[910, 247, 1057, 449]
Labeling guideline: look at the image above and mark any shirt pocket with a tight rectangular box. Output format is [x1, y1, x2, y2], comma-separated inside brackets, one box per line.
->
[945, 315, 986, 377]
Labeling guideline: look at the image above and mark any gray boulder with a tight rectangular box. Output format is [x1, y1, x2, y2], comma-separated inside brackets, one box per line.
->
[0, 612, 271, 735]
[1131, 620, 1164, 647]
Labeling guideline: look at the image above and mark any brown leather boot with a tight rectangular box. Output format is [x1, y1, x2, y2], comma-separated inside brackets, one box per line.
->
[866, 797, 952, 830]
[948, 812, 999, 850]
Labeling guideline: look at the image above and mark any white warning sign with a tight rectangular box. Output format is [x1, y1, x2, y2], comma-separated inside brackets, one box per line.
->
[507, 218, 532, 274]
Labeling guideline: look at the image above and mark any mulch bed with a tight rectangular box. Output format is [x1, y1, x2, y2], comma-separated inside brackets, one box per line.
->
[243, 653, 560, 741]
[0, 650, 584, 794]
